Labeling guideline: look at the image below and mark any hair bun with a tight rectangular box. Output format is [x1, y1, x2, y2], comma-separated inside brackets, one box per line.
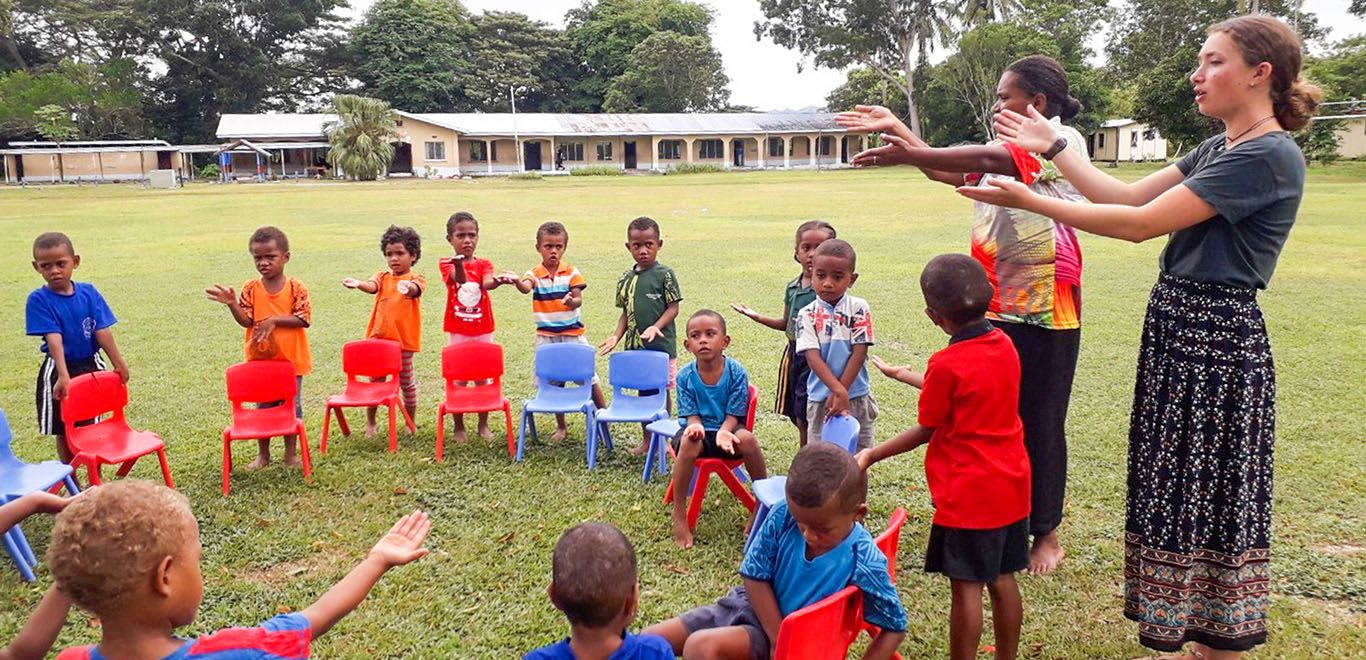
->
[1278, 77, 1323, 131]
[1062, 96, 1083, 120]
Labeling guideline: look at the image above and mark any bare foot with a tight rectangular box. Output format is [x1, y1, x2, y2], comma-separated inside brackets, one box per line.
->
[478, 424, 494, 440]
[452, 427, 468, 445]
[549, 427, 568, 442]
[672, 514, 694, 549]
[245, 455, 270, 471]
[282, 454, 304, 469]
[630, 440, 651, 456]
[364, 423, 377, 439]
[1028, 532, 1065, 575]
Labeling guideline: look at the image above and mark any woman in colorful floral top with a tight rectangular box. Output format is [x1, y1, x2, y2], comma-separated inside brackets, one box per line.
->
[837, 55, 1087, 576]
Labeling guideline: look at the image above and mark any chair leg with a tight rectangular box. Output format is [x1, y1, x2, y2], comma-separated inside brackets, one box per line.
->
[3, 530, 35, 582]
[503, 404, 514, 459]
[687, 467, 710, 530]
[320, 405, 331, 454]
[585, 412, 597, 470]
[115, 458, 138, 478]
[401, 401, 417, 433]
[297, 424, 312, 480]
[527, 414, 539, 443]
[335, 408, 351, 437]
[387, 399, 398, 453]
[435, 406, 445, 463]
[62, 474, 80, 495]
[157, 449, 175, 489]
[222, 432, 232, 496]
[718, 469, 758, 511]
[86, 461, 102, 486]
[515, 412, 528, 463]
[10, 525, 36, 567]
[642, 433, 658, 482]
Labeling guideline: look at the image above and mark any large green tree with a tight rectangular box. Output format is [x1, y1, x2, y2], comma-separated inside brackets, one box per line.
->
[349, 0, 475, 113]
[602, 31, 730, 112]
[825, 67, 910, 117]
[1304, 36, 1366, 102]
[755, 0, 955, 135]
[0, 59, 146, 140]
[565, 0, 713, 111]
[919, 22, 1059, 144]
[956, 0, 1022, 26]
[1131, 45, 1216, 152]
[465, 11, 587, 112]
[1353, 0, 1364, 18]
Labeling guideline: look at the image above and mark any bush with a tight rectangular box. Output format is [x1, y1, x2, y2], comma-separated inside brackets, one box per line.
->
[666, 163, 725, 175]
[198, 163, 220, 179]
[569, 165, 625, 176]
[508, 171, 543, 180]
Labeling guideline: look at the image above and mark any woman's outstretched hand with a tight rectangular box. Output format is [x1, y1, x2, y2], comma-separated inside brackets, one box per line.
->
[993, 104, 1060, 153]
[849, 133, 917, 168]
[834, 105, 904, 135]
[956, 178, 1036, 209]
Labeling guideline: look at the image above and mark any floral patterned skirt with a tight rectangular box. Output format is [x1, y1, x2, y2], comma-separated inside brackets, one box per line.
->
[1124, 274, 1275, 652]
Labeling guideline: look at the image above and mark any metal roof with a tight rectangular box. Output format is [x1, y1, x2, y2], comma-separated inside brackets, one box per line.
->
[218, 112, 850, 139]
[0, 145, 178, 155]
[1100, 118, 1139, 128]
[9, 139, 171, 148]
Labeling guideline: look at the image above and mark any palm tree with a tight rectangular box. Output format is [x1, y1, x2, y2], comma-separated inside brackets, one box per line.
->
[35, 105, 75, 184]
[957, 0, 1022, 26]
[323, 95, 400, 181]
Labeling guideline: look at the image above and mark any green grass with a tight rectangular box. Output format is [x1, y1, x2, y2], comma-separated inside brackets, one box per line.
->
[1, 163, 1363, 658]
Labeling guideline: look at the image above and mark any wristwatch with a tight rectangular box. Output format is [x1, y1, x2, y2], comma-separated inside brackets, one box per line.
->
[1042, 136, 1068, 160]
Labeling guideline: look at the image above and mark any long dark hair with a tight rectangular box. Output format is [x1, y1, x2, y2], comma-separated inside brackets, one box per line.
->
[1006, 55, 1082, 121]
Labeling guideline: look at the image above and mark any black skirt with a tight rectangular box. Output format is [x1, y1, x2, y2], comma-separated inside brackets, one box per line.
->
[773, 340, 809, 425]
[1123, 274, 1275, 653]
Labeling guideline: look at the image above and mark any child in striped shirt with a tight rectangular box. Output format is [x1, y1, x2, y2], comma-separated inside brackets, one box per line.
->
[514, 222, 605, 441]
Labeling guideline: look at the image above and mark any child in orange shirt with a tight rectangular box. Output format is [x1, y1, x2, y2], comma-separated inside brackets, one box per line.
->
[343, 225, 425, 437]
[206, 226, 311, 470]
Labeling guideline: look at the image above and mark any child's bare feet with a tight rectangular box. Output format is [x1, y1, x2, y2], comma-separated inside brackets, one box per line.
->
[1027, 531, 1065, 575]
[364, 422, 378, 439]
[630, 433, 652, 456]
[672, 513, 694, 549]
[477, 423, 493, 440]
[452, 427, 468, 445]
[246, 455, 270, 471]
[282, 454, 304, 469]
[550, 426, 568, 442]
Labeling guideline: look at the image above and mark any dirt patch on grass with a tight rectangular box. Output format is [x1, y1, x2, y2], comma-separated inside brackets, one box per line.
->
[239, 547, 347, 587]
[1294, 596, 1366, 626]
[1314, 543, 1366, 557]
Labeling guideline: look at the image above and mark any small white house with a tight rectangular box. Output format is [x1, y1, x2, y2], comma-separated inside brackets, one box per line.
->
[1090, 119, 1168, 162]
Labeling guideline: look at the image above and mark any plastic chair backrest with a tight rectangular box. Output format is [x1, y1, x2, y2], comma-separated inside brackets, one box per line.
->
[772, 585, 864, 660]
[443, 342, 504, 383]
[743, 384, 758, 431]
[0, 408, 21, 470]
[874, 508, 908, 582]
[342, 338, 402, 380]
[819, 415, 860, 454]
[226, 360, 297, 406]
[62, 372, 128, 427]
[607, 351, 669, 391]
[533, 342, 595, 384]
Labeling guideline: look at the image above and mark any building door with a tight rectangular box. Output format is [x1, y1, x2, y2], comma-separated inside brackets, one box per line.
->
[624, 141, 637, 169]
[157, 150, 173, 169]
[524, 142, 542, 170]
[840, 137, 849, 163]
[731, 139, 745, 167]
[389, 143, 412, 174]
[15, 155, 24, 181]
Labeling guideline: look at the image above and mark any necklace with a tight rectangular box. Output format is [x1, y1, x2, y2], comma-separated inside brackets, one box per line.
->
[1224, 115, 1276, 148]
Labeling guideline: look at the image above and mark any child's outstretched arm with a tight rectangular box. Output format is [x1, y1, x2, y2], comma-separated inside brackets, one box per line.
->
[870, 356, 924, 389]
[0, 586, 71, 660]
[205, 284, 252, 328]
[562, 285, 585, 310]
[598, 311, 628, 355]
[0, 491, 72, 535]
[857, 425, 933, 472]
[301, 510, 430, 639]
[93, 328, 129, 383]
[341, 277, 379, 294]
[729, 303, 786, 331]
[639, 300, 678, 344]
[483, 271, 519, 290]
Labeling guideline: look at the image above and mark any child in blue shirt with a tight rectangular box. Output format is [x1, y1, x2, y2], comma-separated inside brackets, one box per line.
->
[26, 232, 129, 463]
[669, 310, 768, 549]
[646, 443, 907, 659]
[525, 523, 673, 660]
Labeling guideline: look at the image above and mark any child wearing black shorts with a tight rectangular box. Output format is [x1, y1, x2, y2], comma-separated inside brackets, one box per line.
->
[731, 220, 836, 447]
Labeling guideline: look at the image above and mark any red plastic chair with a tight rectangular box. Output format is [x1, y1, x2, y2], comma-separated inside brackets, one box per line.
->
[662, 385, 760, 530]
[62, 372, 174, 488]
[875, 508, 908, 582]
[222, 360, 311, 495]
[772, 586, 865, 660]
[320, 339, 416, 455]
[436, 342, 513, 462]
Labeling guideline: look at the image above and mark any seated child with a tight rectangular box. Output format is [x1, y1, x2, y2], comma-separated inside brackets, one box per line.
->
[795, 239, 877, 450]
[732, 220, 837, 447]
[48, 480, 430, 660]
[342, 224, 425, 436]
[512, 221, 606, 441]
[858, 254, 1031, 660]
[1, 491, 75, 660]
[27, 231, 130, 464]
[205, 225, 311, 469]
[524, 523, 673, 660]
[670, 309, 767, 549]
[645, 443, 907, 659]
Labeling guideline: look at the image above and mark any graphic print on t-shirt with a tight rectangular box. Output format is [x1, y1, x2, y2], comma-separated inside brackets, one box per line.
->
[453, 281, 484, 322]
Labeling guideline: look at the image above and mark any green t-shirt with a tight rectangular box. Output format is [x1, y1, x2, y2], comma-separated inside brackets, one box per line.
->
[783, 273, 816, 342]
[615, 262, 683, 357]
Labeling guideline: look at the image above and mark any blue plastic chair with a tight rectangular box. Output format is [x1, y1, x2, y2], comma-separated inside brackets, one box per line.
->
[0, 407, 80, 581]
[743, 417, 860, 554]
[596, 351, 669, 450]
[516, 343, 602, 467]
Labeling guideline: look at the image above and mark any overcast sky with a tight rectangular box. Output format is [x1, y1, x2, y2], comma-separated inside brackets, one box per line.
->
[344, 0, 1364, 111]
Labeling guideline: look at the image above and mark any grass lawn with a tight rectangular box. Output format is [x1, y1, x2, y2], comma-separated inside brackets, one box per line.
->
[0, 164, 1363, 658]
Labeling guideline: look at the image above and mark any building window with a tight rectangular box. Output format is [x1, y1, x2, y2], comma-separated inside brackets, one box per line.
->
[395, 119, 403, 127]
[470, 142, 488, 162]
[1098, 133, 1106, 149]
[560, 142, 584, 162]
[596, 142, 613, 161]
[1143, 128, 1157, 140]
[658, 140, 683, 160]
[424, 141, 446, 161]
[767, 137, 785, 158]
[816, 136, 834, 156]
[1130, 131, 1139, 148]
[491, 142, 498, 161]
[698, 139, 724, 159]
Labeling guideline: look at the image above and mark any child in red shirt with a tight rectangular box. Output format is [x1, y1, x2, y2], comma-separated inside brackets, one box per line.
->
[858, 254, 1030, 660]
[438, 211, 517, 443]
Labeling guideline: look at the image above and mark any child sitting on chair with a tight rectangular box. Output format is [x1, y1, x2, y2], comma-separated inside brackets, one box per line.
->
[342, 224, 425, 436]
[48, 480, 430, 660]
[858, 254, 1031, 660]
[645, 443, 907, 659]
[524, 523, 673, 659]
[669, 309, 767, 549]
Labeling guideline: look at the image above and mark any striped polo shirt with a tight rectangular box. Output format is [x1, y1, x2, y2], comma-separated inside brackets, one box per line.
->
[525, 261, 587, 336]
